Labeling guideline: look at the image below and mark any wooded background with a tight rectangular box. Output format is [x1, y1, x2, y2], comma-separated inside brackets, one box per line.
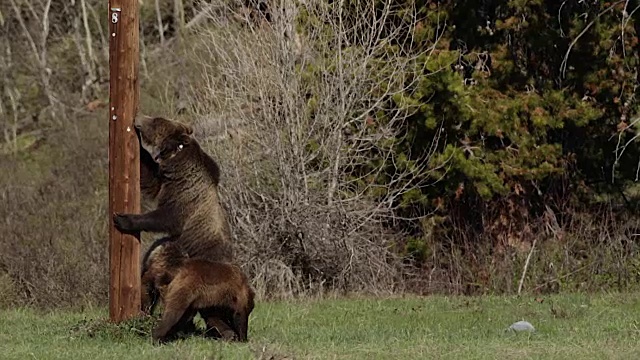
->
[0, 0, 639, 308]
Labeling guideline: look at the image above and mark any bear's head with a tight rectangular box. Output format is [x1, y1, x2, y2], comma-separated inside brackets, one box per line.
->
[134, 115, 194, 165]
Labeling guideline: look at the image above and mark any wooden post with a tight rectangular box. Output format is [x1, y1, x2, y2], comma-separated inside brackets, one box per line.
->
[108, 0, 141, 322]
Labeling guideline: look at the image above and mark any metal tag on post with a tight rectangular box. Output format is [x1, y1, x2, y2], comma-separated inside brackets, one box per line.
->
[111, 7, 121, 24]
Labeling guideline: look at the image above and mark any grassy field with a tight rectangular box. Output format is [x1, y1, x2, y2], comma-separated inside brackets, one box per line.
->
[1, 292, 639, 359]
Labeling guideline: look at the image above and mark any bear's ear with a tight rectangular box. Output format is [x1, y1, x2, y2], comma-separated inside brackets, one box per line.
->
[184, 124, 194, 135]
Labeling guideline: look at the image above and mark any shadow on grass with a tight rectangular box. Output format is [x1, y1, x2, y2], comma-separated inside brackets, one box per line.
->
[69, 313, 232, 344]
[70, 315, 158, 342]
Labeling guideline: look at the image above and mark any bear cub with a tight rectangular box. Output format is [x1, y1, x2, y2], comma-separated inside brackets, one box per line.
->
[142, 239, 255, 343]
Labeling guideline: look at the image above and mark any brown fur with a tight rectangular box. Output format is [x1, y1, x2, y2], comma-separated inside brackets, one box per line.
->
[142, 240, 255, 343]
[113, 115, 234, 263]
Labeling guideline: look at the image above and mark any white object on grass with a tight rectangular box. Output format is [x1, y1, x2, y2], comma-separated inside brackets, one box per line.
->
[507, 320, 536, 333]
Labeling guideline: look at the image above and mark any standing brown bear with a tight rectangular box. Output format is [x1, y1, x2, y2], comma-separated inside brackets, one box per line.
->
[112, 115, 239, 336]
[113, 115, 234, 264]
[142, 239, 255, 343]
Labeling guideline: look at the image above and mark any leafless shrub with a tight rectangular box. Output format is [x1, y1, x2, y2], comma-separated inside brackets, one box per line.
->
[6, 0, 57, 113]
[170, 0, 446, 298]
[0, 116, 109, 308]
[423, 202, 640, 296]
[0, 0, 109, 147]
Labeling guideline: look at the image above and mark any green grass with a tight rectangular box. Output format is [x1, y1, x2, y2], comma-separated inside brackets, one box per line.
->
[1, 292, 640, 359]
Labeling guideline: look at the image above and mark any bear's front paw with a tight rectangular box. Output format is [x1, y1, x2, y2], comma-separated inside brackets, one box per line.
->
[151, 330, 168, 345]
[113, 213, 135, 232]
